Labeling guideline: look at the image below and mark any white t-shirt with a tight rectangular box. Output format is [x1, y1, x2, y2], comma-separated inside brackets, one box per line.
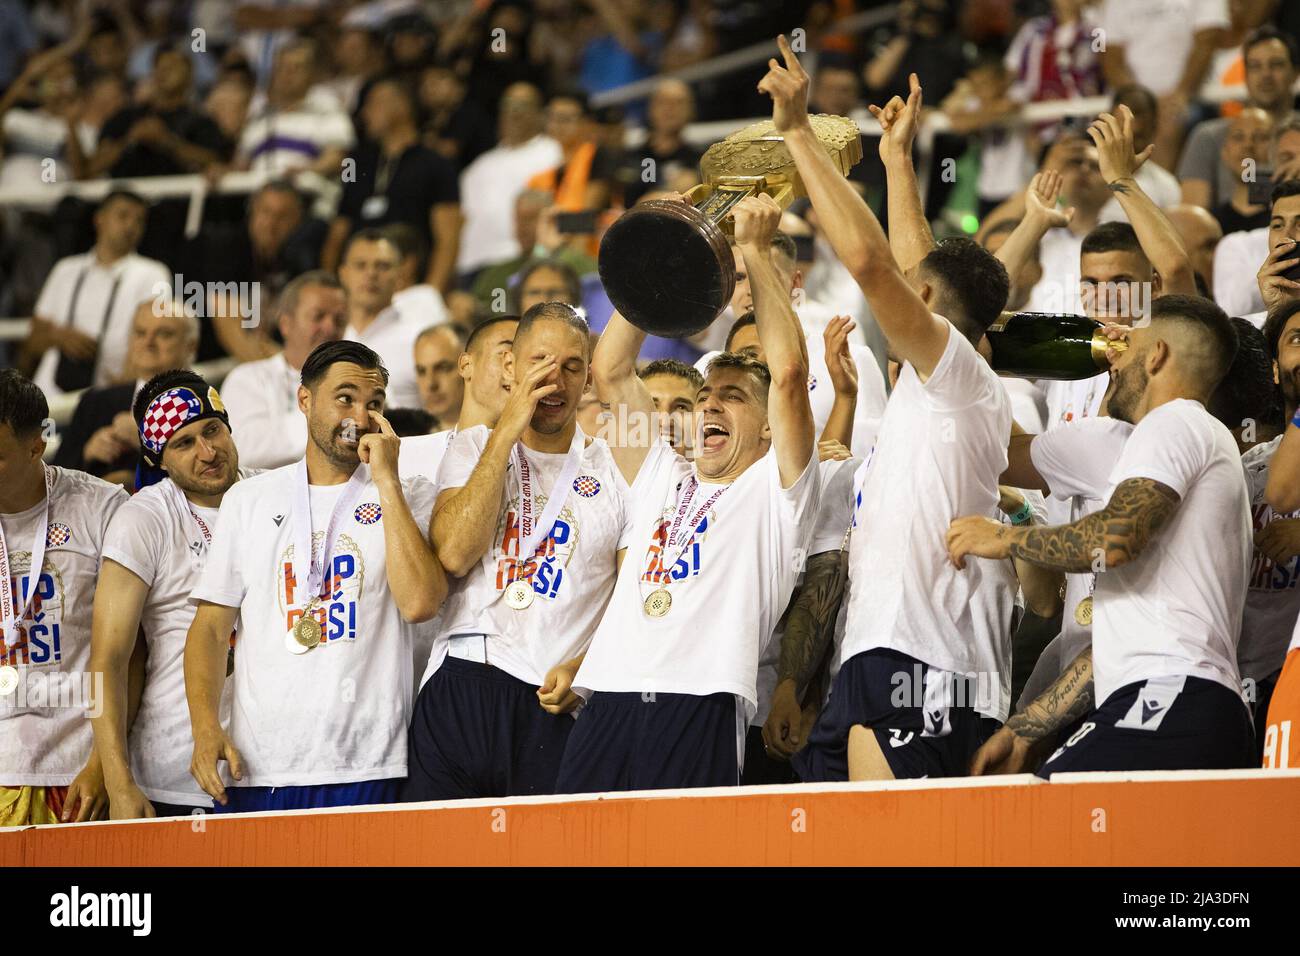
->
[1030, 416, 1134, 665]
[33, 252, 172, 397]
[392, 284, 450, 330]
[237, 92, 354, 176]
[219, 353, 306, 470]
[425, 426, 629, 686]
[1093, 399, 1250, 704]
[573, 439, 821, 721]
[1241, 436, 1300, 683]
[100, 478, 238, 805]
[399, 428, 454, 484]
[191, 463, 437, 788]
[696, 331, 888, 458]
[1025, 228, 1083, 315]
[457, 135, 564, 273]
[1098, 0, 1229, 95]
[1213, 226, 1267, 318]
[841, 324, 1015, 720]
[0, 467, 127, 786]
[345, 306, 423, 410]
[753, 455, 857, 726]
[1043, 371, 1109, 429]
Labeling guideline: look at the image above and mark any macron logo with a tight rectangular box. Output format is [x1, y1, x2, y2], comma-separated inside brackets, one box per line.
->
[49, 886, 151, 936]
[272, 514, 285, 527]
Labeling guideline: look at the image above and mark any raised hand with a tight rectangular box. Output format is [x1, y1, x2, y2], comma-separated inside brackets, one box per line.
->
[868, 72, 923, 161]
[358, 410, 401, 481]
[823, 314, 859, 397]
[1087, 105, 1153, 186]
[756, 34, 812, 134]
[497, 355, 561, 442]
[1024, 170, 1075, 231]
[732, 192, 783, 247]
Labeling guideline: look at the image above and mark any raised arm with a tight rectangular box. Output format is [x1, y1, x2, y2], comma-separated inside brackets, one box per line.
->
[1088, 107, 1196, 297]
[735, 193, 814, 486]
[819, 315, 858, 450]
[591, 309, 657, 484]
[947, 476, 1181, 573]
[758, 35, 950, 377]
[993, 171, 1075, 287]
[431, 356, 560, 575]
[873, 73, 936, 274]
[363, 412, 447, 622]
[89, 560, 154, 819]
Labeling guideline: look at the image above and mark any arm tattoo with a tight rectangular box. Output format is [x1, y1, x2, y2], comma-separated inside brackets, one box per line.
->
[777, 551, 848, 693]
[1005, 647, 1094, 742]
[1107, 180, 1131, 194]
[1008, 478, 1180, 573]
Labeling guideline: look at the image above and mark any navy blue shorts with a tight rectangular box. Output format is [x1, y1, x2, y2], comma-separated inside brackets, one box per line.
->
[1036, 674, 1255, 778]
[741, 724, 798, 785]
[213, 777, 401, 812]
[149, 800, 209, 818]
[555, 690, 740, 793]
[402, 656, 574, 801]
[793, 648, 1001, 781]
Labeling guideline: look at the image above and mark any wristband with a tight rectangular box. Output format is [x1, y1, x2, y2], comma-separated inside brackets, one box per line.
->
[1007, 499, 1034, 526]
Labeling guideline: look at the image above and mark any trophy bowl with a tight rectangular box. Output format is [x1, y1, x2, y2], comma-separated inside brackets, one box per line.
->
[598, 114, 861, 339]
[597, 198, 735, 338]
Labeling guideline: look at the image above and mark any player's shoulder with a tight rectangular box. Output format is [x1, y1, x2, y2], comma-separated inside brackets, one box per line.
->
[223, 354, 279, 382]
[222, 463, 293, 506]
[51, 466, 128, 509]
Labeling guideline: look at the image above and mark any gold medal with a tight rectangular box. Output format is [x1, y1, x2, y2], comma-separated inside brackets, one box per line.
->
[0, 665, 18, 696]
[643, 588, 672, 618]
[294, 614, 323, 648]
[1074, 596, 1093, 627]
[504, 580, 534, 610]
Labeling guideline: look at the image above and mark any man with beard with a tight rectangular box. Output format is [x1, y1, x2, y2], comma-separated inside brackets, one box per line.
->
[220, 271, 348, 470]
[185, 341, 445, 811]
[399, 315, 519, 483]
[90, 371, 246, 818]
[950, 295, 1255, 775]
[554, 192, 820, 793]
[403, 303, 629, 800]
[0, 370, 128, 825]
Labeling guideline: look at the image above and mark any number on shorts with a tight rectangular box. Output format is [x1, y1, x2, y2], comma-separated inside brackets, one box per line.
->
[1263, 720, 1292, 769]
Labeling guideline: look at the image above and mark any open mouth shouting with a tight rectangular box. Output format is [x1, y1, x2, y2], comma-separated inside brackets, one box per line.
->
[700, 420, 731, 453]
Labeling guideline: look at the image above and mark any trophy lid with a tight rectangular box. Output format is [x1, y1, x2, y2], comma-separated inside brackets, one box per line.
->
[699, 114, 862, 195]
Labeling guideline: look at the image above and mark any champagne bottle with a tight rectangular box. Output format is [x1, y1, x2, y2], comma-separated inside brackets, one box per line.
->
[986, 312, 1127, 381]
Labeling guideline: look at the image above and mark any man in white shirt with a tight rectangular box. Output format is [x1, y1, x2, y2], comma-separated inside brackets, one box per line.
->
[185, 341, 445, 811]
[414, 324, 465, 426]
[0, 370, 128, 826]
[220, 270, 348, 470]
[456, 83, 562, 278]
[399, 316, 519, 484]
[953, 295, 1255, 775]
[91, 371, 243, 819]
[339, 230, 423, 409]
[555, 190, 820, 793]
[404, 303, 628, 800]
[21, 190, 170, 399]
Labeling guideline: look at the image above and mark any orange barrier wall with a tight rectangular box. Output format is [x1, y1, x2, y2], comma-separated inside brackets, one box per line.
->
[4, 771, 1299, 867]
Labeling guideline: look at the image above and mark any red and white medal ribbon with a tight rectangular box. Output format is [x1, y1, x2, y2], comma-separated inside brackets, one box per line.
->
[0, 467, 56, 660]
[507, 430, 583, 589]
[291, 458, 367, 612]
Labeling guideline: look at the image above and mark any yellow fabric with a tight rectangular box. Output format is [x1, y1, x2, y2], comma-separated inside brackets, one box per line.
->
[0, 785, 62, 826]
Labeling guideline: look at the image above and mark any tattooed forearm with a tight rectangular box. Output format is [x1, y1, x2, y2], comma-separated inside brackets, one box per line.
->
[1005, 647, 1094, 742]
[1007, 478, 1180, 572]
[1107, 178, 1133, 194]
[777, 551, 848, 693]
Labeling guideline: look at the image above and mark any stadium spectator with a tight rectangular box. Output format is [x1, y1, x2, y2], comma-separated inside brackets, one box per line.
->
[0, 26, 90, 186]
[52, 299, 200, 484]
[413, 324, 466, 426]
[525, 92, 615, 233]
[1098, 86, 1183, 220]
[1180, 26, 1298, 210]
[385, 222, 451, 330]
[1213, 107, 1276, 235]
[419, 63, 496, 172]
[20, 189, 170, 400]
[616, 79, 702, 206]
[457, 83, 562, 280]
[470, 192, 596, 311]
[338, 228, 424, 409]
[864, 0, 968, 104]
[319, 24, 384, 117]
[1166, 203, 1226, 297]
[323, 77, 460, 294]
[220, 270, 348, 471]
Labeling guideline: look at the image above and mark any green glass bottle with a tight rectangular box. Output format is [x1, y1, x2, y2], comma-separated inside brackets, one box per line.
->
[986, 312, 1126, 380]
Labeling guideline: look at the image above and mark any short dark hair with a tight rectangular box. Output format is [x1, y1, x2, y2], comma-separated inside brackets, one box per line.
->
[515, 302, 590, 353]
[300, 340, 389, 389]
[1271, 179, 1300, 211]
[917, 237, 1010, 337]
[1263, 300, 1300, 361]
[0, 369, 48, 439]
[549, 88, 590, 115]
[1149, 294, 1239, 386]
[1244, 25, 1300, 68]
[1082, 221, 1143, 257]
[705, 351, 772, 399]
[368, 74, 421, 121]
[640, 358, 704, 391]
[724, 311, 757, 351]
[1111, 84, 1158, 117]
[99, 188, 147, 213]
[465, 314, 520, 354]
[250, 179, 304, 215]
[513, 258, 583, 312]
[340, 227, 398, 263]
[1209, 317, 1283, 431]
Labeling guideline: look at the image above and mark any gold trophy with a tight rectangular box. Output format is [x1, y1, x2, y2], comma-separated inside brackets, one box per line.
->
[598, 114, 862, 337]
